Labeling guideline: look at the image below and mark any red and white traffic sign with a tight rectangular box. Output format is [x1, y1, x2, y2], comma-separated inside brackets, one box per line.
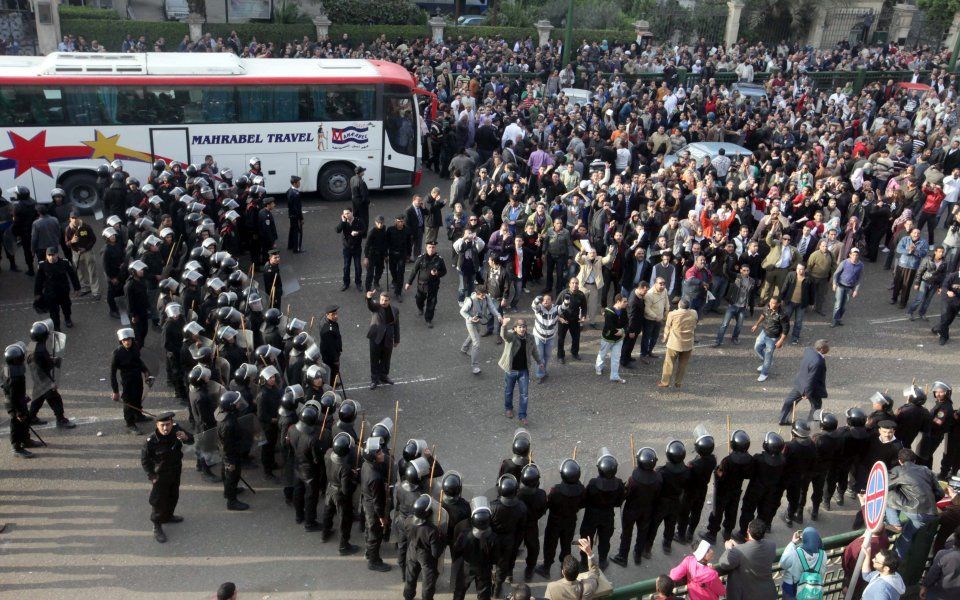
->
[863, 461, 889, 532]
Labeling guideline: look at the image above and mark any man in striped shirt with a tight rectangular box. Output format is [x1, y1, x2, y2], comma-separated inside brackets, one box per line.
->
[532, 294, 559, 384]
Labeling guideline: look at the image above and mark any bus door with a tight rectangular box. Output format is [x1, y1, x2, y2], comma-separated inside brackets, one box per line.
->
[381, 91, 418, 188]
[150, 127, 191, 168]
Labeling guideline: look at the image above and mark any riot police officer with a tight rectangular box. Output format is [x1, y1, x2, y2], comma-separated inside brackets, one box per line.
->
[403, 494, 444, 600]
[397, 458, 431, 574]
[810, 412, 842, 520]
[257, 366, 282, 482]
[140, 411, 193, 543]
[737, 432, 786, 539]
[161, 303, 188, 402]
[535, 458, 585, 578]
[3, 343, 36, 457]
[866, 391, 896, 433]
[490, 473, 528, 596]
[918, 382, 956, 476]
[517, 463, 548, 581]
[781, 419, 817, 527]
[835, 407, 870, 505]
[360, 436, 391, 572]
[498, 429, 530, 479]
[651, 440, 690, 554]
[703, 430, 752, 543]
[611, 447, 661, 567]
[288, 403, 325, 531]
[110, 327, 152, 434]
[895, 384, 931, 450]
[677, 431, 716, 544]
[580, 448, 625, 569]
[452, 497, 498, 600]
[217, 391, 249, 511]
[323, 431, 359, 554]
[188, 365, 221, 483]
[26, 320, 75, 428]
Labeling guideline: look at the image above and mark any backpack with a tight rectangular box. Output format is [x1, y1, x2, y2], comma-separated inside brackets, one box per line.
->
[795, 548, 825, 600]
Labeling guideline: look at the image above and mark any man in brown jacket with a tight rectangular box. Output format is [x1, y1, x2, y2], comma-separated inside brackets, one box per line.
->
[658, 298, 698, 388]
[805, 238, 835, 315]
[545, 538, 602, 599]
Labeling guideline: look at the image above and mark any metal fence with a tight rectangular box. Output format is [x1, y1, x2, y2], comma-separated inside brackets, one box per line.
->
[821, 8, 876, 49]
[905, 10, 951, 49]
[738, 0, 802, 46]
[0, 0, 37, 56]
[637, 0, 728, 46]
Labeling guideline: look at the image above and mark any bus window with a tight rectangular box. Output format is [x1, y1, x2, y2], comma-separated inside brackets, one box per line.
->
[237, 86, 300, 123]
[383, 94, 416, 157]
[201, 88, 236, 123]
[63, 87, 121, 125]
[304, 85, 375, 122]
[2, 88, 68, 126]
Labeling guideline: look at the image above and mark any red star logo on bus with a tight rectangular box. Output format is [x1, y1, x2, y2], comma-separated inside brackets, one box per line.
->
[0, 131, 92, 177]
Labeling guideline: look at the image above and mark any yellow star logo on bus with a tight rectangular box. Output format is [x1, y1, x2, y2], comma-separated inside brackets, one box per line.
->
[82, 130, 153, 163]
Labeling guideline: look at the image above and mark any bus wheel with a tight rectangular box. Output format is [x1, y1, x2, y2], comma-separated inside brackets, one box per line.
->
[318, 164, 353, 202]
[62, 173, 100, 213]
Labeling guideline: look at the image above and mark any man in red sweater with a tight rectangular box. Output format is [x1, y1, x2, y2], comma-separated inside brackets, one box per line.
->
[918, 183, 945, 245]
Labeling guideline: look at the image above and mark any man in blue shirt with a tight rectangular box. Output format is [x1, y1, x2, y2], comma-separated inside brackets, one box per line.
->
[831, 248, 864, 327]
[891, 228, 928, 309]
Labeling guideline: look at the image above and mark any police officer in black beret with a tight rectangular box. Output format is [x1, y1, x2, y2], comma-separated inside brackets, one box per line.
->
[287, 176, 303, 254]
[140, 411, 194, 543]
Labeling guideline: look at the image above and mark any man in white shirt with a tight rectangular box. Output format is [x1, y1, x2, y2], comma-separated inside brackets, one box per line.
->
[711, 148, 732, 181]
[939, 168, 960, 228]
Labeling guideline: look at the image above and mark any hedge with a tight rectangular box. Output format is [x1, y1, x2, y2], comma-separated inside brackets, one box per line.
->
[60, 19, 638, 53]
[58, 6, 121, 20]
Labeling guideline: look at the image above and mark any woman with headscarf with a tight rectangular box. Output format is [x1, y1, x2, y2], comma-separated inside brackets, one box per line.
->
[779, 527, 827, 600]
[668, 539, 726, 600]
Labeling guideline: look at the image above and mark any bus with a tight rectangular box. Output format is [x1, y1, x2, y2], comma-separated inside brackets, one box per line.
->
[0, 53, 433, 211]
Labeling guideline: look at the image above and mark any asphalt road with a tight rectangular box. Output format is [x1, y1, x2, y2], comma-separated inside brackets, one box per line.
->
[0, 170, 956, 599]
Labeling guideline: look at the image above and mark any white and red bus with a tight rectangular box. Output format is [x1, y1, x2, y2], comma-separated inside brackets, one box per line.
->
[0, 52, 434, 210]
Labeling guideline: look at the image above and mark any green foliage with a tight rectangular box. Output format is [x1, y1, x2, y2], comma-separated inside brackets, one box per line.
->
[917, 0, 960, 21]
[60, 19, 189, 49]
[273, 0, 310, 24]
[540, 0, 627, 30]
[58, 5, 120, 20]
[490, 1, 536, 28]
[205, 23, 315, 44]
[326, 0, 427, 25]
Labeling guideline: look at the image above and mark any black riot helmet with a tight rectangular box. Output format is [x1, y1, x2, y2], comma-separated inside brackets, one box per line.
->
[520, 463, 541, 488]
[471, 506, 491, 530]
[762, 431, 785, 455]
[512, 432, 531, 457]
[666, 440, 686, 464]
[404, 463, 420, 485]
[332, 432, 352, 457]
[318, 391, 337, 415]
[264, 308, 282, 326]
[413, 494, 433, 520]
[29, 321, 50, 342]
[192, 345, 214, 364]
[560, 458, 581, 484]
[441, 472, 463, 498]
[218, 390, 241, 412]
[819, 411, 839, 432]
[637, 447, 658, 471]
[337, 400, 358, 424]
[904, 384, 927, 406]
[4, 343, 25, 365]
[871, 391, 893, 409]
[792, 419, 812, 439]
[694, 435, 715, 457]
[153, 159, 165, 171]
[498, 474, 519, 499]
[846, 407, 867, 427]
[292, 332, 311, 352]
[188, 364, 210, 386]
[597, 454, 618, 479]
[370, 418, 393, 444]
[403, 439, 423, 462]
[730, 429, 751, 453]
[299, 404, 319, 426]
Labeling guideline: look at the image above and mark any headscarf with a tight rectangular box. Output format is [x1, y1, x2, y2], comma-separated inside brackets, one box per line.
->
[801, 527, 823, 554]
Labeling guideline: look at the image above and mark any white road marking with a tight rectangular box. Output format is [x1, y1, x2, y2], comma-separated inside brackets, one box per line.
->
[869, 313, 939, 324]
[343, 375, 441, 391]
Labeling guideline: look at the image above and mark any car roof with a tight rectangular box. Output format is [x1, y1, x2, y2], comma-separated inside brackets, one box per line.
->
[683, 142, 753, 156]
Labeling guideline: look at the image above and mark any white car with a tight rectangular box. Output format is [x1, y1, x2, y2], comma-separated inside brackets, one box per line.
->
[663, 142, 753, 168]
[164, 0, 190, 21]
[561, 87, 593, 112]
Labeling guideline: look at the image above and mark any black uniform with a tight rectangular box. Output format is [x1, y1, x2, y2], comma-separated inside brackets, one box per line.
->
[580, 475, 625, 564]
[103, 240, 127, 315]
[782, 436, 817, 521]
[288, 422, 326, 527]
[738, 450, 786, 536]
[838, 424, 870, 501]
[161, 318, 187, 401]
[319, 316, 342, 386]
[918, 397, 956, 475]
[140, 423, 194, 524]
[651, 461, 690, 550]
[125, 276, 151, 347]
[351, 174, 371, 226]
[705, 450, 752, 540]
[361, 458, 390, 565]
[257, 206, 278, 265]
[452, 522, 498, 600]
[677, 452, 716, 542]
[323, 449, 358, 549]
[895, 401, 931, 450]
[403, 515, 444, 600]
[490, 496, 528, 589]
[811, 429, 843, 514]
[287, 186, 303, 252]
[498, 457, 527, 480]
[256, 383, 282, 477]
[34, 257, 80, 331]
[408, 252, 447, 323]
[395, 482, 422, 575]
[189, 382, 220, 470]
[540, 480, 586, 570]
[2, 362, 30, 450]
[386, 224, 413, 296]
[25, 340, 66, 423]
[616, 467, 661, 562]
[217, 410, 244, 502]
[934, 271, 960, 344]
[364, 224, 389, 292]
[110, 344, 150, 428]
[263, 261, 283, 310]
[517, 484, 547, 572]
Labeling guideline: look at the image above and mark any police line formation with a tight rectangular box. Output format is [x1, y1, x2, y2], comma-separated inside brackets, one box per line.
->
[2, 157, 960, 600]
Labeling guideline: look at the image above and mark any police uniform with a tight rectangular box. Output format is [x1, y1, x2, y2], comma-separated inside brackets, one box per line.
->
[286, 176, 303, 253]
[140, 412, 194, 541]
[263, 250, 283, 310]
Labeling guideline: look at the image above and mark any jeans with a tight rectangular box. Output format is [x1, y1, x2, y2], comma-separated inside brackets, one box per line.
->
[706, 275, 727, 312]
[833, 285, 854, 323]
[753, 331, 777, 376]
[510, 279, 524, 309]
[641, 319, 661, 356]
[782, 301, 805, 342]
[907, 281, 937, 316]
[937, 200, 955, 228]
[557, 319, 581, 358]
[595, 338, 623, 380]
[461, 321, 482, 369]
[342, 247, 361, 286]
[886, 509, 937, 558]
[535, 336, 555, 378]
[503, 370, 530, 420]
[716, 305, 746, 344]
[457, 271, 476, 303]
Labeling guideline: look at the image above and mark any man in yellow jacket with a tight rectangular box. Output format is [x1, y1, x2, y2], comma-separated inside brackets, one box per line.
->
[658, 298, 698, 388]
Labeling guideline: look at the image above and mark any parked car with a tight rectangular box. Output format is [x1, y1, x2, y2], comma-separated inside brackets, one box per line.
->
[731, 82, 768, 105]
[164, 0, 190, 21]
[663, 142, 753, 168]
[561, 87, 593, 111]
[456, 15, 488, 26]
